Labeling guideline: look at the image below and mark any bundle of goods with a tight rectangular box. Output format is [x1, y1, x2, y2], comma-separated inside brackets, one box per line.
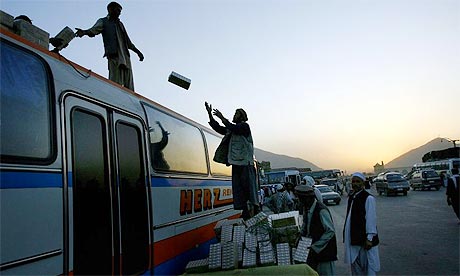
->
[185, 211, 313, 274]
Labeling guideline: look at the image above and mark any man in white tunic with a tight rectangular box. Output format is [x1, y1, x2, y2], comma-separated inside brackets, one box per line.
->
[344, 172, 380, 275]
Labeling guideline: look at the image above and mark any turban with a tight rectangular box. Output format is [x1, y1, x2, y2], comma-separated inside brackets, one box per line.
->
[236, 108, 248, 121]
[295, 185, 315, 197]
[351, 172, 366, 182]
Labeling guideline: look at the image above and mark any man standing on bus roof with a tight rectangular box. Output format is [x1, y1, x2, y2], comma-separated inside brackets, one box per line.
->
[75, 1, 144, 91]
[205, 102, 259, 220]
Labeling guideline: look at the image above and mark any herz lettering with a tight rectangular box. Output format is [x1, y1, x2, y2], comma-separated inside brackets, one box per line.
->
[179, 188, 233, 216]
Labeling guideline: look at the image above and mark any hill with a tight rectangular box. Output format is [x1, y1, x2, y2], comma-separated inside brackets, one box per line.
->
[385, 138, 456, 168]
[254, 148, 321, 171]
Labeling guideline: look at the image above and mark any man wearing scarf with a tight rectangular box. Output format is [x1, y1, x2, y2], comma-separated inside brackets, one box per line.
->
[296, 185, 337, 275]
[76, 2, 144, 91]
[205, 102, 258, 220]
[344, 172, 380, 275]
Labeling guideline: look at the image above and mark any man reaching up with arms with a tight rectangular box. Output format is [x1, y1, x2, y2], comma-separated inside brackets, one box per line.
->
[205, 102, 259, 220]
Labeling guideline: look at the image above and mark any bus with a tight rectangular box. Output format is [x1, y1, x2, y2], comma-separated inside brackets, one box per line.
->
[260, 170, 301, 186]
[0, 21, 238, 275]
[412, 158, 460, 176]
[300, 169, 342, 182]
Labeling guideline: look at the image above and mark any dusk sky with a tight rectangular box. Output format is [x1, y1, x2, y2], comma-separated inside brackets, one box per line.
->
[2, 0, 459, 173]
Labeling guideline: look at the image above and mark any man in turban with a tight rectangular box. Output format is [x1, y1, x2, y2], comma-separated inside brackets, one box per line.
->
[295, 185, 337, 275]
[205, 102, 258, 220]
[343, 172, 380, 275]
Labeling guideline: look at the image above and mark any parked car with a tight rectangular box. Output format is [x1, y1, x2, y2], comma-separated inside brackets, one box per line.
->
[315, 184, 341, 205]
[410, 169, 442, 191]
[374, 172, 410, 196]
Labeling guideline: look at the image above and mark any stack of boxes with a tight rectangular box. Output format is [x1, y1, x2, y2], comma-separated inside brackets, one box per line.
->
[185, 211, 313, 273]
[0, 10, 49, 50]
[276, 243, 292, 266]
[293, 238, 313, 264]
[0, 10, 14, 30]
[208, 243, 222, 271]
[269, 211, 301, 248]
[259, 243, 276, 266]
[242, 231, 257, 268]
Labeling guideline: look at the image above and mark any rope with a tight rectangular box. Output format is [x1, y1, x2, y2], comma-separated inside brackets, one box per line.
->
[56, 51, 91, 79]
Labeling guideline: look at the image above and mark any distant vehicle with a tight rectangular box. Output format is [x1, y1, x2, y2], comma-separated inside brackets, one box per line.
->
[315, 184, 341, 205]
[260, 170, 301, 186]
[301, 169, 342, 181]
[320, 178, 343, 195]
[412, 158, 460, 176]
[410, 169, 442, 191]
[374, 172, 410, 196]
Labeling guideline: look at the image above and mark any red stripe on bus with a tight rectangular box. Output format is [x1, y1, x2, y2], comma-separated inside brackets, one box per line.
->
[153, 214, 239, 266]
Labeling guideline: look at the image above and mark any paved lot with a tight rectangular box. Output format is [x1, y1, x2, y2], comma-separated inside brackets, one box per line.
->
[327, 186, 459, 275]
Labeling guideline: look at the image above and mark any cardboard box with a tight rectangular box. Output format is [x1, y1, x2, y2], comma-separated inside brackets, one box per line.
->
[168, 71, 191, 90]
[52, 26, 74, 51]
[276, 243, 291, 266]
[0, 10, 14, 29]
[293, 238, 312, 264]
[13, 19, 49, 49]
[271, 225, 299, 248]
[185, 258, 209, 274]
[208, 243, 222, 270]
[214, 218, 243, 241]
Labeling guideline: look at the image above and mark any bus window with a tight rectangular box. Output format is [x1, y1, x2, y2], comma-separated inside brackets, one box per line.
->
[143, 105, 208, 174]
[204, 131, 231, 177]
[0, 40, 54, 163]
[116, 122, 149, 275]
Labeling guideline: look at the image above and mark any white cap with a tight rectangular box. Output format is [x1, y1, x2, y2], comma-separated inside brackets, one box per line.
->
[275, 184, 284, 191]
[302, 176, 315, 187]
[351, 172, 366, 182]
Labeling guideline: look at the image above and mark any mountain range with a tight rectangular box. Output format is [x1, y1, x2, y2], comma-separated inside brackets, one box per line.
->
[254, 137, 457, 172]
[385, 137, 456, 168]
[254, 148, 321, 171]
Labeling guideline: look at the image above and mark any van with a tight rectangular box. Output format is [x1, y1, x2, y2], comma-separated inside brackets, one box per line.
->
[410, 169, 442, 191]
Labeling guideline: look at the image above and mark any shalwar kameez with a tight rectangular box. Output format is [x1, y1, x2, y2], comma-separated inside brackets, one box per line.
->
[344, 189, 380, 275]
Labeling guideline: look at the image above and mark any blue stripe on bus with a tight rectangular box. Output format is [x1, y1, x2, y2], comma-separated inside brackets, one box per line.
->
[154, 238, 215, 275]
[152, 177, 231, 188]
[0, 171, 62, 189]
[67, 172, 73, 188]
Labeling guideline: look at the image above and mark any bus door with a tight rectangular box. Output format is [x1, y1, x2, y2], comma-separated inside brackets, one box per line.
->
[64, 95, 150, 275]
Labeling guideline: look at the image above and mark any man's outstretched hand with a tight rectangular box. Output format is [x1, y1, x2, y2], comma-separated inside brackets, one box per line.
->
[205, 102, 212, 115]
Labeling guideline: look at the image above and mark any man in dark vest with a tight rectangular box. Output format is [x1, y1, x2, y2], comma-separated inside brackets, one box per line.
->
[295, 185, 337, 275]
[446, 167, 460, 222]
[76, 2, 144, 91]
[344, 172, 380, 275]
[205, 102, 259, 220]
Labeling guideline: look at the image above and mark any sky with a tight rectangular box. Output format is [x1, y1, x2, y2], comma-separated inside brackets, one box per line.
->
[2, 0, 459, 173]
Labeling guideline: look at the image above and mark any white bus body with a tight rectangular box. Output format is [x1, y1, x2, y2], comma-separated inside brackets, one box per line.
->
[0, 25, 238, 275]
